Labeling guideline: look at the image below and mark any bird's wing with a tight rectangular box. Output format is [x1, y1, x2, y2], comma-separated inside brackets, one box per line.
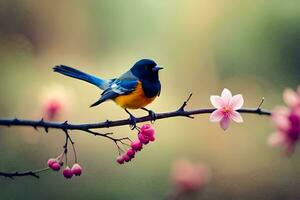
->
[90, 78, 138, 107]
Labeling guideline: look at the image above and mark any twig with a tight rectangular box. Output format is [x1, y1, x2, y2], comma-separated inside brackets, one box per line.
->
[0, 167, 49, 179]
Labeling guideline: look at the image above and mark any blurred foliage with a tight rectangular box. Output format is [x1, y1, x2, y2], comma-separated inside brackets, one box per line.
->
[0, 0, 300, 199]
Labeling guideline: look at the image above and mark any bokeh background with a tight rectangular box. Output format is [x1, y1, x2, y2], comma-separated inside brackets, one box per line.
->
[0, 0, 300, 199]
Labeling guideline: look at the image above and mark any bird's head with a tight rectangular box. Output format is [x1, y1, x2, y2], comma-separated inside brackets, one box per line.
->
[130, 59, 163, 81]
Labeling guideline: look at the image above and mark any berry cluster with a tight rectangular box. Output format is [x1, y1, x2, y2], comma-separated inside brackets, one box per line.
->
[116, 124, 156, 164]
[47, 151, 82, 179]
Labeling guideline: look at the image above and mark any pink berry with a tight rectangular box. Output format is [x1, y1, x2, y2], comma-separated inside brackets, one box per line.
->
[126, 149, 136, 157]
[71, 164, 82, 176]
[140, 124, 155, 137]
[131, 140, 143, 151]
[116, 156, 125, 164]
[122, 154, 131, 162]
[50, 162, 61, 171]
[149, 135, 155, 142]
[63, 166, 73, 179]
[138, 133, 150, 144]
[47, 158, 57, 168]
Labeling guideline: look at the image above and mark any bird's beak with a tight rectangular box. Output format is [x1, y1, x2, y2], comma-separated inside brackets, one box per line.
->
[153, 65, 164, 72]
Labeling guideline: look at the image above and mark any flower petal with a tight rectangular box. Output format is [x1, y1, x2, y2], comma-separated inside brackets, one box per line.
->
[210, 96, 224, 108]
[267, 132, 284, 147]
[283, 88, 299, 107]
[230, 111, 243, 123]
[272, 106, 290, 131]
[230, 94, 244, 110]
[220, 116, 231, 131]
[210, 110, 224, 122]
[221, 88, 232, 105]
[273, 106, 290, 116]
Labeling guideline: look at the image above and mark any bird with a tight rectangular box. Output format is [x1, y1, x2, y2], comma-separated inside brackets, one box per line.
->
[53, 59, 163, 129]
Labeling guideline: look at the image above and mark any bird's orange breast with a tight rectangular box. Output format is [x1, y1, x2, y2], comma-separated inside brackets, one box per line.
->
[113, 81, 156, 109]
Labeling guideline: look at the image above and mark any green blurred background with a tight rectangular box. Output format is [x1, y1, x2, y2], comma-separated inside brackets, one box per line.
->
[0, 0, 300, 199]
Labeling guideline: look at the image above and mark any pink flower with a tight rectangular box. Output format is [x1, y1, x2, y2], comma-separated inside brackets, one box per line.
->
[283, 87, 300, 109]
[39, 84, 74, 121]
[210, 88, 244, 130]
[63, 166, 73, 179]
[269, 90, 300, 155]
[43, 99, 62, 121]
[71, 164, 82, 176]
[171, 159, 211, 193]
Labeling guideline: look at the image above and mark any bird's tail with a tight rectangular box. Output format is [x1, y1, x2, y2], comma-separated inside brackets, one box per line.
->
[53, 65, 109, 90]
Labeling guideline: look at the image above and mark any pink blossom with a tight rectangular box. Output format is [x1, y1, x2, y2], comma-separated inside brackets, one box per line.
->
[71, 164, 82, 176]
[269, 90, 300, 155]
[43, 99, 62, 121]
[63, 166, 73, 179]
[283, 87, 300, 108]
[39, 84, 74, 121]
[210, 88, 244, 130]
[171, 159, 211, 193]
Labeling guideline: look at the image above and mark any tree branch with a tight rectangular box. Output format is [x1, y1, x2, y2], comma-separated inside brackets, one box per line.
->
[0, 98, 271, 132]
[0, 168, 49, 179]
[0, 94, 271, 178]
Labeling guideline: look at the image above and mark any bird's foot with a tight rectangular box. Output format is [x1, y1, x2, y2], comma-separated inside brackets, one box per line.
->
[128, 115, 137, 130]
[142, 108, 157, 123]
[125, 109, 137, 130]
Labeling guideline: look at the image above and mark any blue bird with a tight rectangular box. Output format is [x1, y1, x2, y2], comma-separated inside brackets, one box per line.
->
[53, 59, 163, 129]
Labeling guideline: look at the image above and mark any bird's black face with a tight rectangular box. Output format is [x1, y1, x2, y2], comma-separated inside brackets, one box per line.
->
[130, 59, 163, 81]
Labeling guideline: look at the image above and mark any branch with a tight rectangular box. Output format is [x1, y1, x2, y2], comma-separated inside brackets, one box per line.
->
[0, 168, 49, 179]
[0, 94, 271, 178]
[0, 107, 271, 130]
[0, 97, 271, 132]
